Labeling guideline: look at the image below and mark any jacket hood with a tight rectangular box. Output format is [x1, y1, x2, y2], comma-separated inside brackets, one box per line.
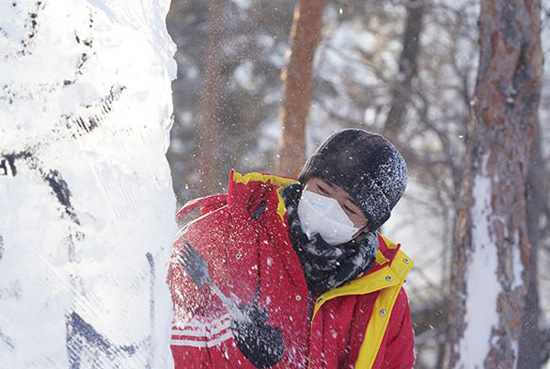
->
[227, 171, 410, 283]
[175, 170, 413, 293]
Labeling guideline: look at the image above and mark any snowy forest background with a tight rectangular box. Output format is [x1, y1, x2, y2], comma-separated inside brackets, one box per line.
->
[1, 0, 549, 368]
[166, 0, 550, 368]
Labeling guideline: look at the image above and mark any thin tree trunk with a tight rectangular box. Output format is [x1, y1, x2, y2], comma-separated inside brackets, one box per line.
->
[444, 1, 543, 368]
[517, 124, 543, 369]
[384, 0, 424, 138]
[277, 0, 327, 177]
[198, 0, 223, 196]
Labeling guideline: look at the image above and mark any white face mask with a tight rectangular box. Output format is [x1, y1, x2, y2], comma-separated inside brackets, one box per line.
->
[297, 190, 361, 246]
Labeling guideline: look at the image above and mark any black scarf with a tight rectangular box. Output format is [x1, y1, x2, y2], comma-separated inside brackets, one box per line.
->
[281, 183, 379, 296]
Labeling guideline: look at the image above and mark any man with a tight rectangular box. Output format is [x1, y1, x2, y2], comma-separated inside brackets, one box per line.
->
[168, 129, 414, 368]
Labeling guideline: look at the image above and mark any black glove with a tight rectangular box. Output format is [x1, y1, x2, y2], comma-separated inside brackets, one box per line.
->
[231, 303, 284, 368]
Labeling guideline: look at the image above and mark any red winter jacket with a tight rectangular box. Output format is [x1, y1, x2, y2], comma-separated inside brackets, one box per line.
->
[168, 171, 415, 369]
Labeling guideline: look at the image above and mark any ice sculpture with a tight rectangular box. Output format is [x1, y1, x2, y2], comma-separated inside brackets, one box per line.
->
[0, 1, 177, 367]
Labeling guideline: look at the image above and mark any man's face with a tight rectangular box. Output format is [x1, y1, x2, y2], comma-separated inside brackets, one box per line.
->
[303, 177, 369, 232]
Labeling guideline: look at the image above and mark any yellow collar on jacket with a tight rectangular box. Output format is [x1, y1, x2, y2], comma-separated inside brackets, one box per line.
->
[312, 244, 413, 319]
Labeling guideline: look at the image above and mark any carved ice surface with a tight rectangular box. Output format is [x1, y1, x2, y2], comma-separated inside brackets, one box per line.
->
[0, 0, 177, 367]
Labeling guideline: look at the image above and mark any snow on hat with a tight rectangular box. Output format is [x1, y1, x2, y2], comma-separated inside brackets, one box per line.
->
[298, 129, 407, 231]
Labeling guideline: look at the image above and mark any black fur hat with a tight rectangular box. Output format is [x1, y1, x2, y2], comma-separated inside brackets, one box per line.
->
[298, 129, 407, 231]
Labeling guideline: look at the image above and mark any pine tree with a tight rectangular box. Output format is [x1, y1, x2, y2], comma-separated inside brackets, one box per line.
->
[445, 1, 543, 368]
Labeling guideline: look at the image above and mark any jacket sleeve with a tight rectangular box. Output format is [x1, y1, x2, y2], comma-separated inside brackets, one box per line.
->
[379, 288, 415, 369]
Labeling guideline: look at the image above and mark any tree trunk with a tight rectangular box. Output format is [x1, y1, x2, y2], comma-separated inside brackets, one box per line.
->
[0, 1, 176, 367]
[384, 0, 424, 138]
[198, 0, 223, 196]
[277, 0, 327, 177]
[444, 1, 543, 368]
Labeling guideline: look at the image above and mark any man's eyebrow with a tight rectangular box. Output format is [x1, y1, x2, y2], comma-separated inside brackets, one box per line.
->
[345, 196, 360, 210]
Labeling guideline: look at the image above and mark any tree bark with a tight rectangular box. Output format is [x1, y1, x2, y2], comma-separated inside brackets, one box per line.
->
[444, 1, 543, 368]
[198, 0, 223, 196]
[277, 0, 327, 177]
[517, 124, 543, 369]
[384, 0, 424, 138]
